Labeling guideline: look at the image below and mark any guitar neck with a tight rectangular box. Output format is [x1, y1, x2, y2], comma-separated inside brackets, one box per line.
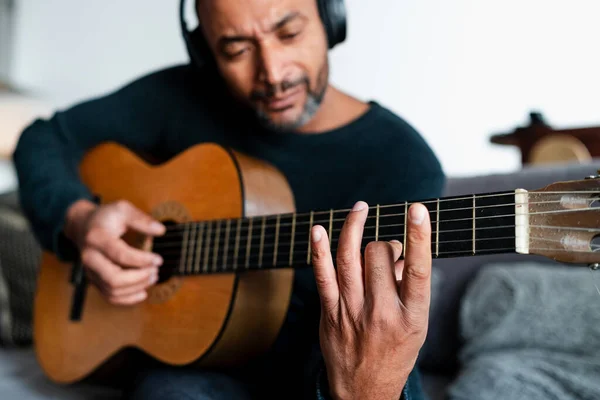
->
[155, 190, 525, 275]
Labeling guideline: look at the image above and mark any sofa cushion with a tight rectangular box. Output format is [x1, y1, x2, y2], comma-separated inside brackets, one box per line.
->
[0, 198, 40, 346]
[446, 262, 600, 400]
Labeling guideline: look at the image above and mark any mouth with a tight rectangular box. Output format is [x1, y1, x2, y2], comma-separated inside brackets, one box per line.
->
[261, 87, 303, 112]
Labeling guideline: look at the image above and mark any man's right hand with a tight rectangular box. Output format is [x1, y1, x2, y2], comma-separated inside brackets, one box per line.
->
[64, 199, 166, 306]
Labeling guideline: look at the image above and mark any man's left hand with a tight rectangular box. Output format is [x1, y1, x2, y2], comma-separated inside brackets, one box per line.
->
[311, 201, 432, 400]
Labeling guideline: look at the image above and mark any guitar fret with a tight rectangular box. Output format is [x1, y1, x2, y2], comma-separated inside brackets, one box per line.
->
[245, 217, 253, 269]
[212, 220, 221, 272]
[234, 219, 241, 270]
[223, 220, 231, 269]
[194, 222, 204, 273]
[436, 199, 440, 257]
[180, 222, 190, 274]
[472, 195, 476, 255]
[307, 211, 314, 264]
[289, 213, 296, 266]
[259, 216, 266, 267]
[188, 222, 197, 274]
[375, 204, 380, 241]
[203, 221, 212, 272]
[273, 215, 280, 266]
[403, 202, 408, 258]
[328, 209, 333, 250]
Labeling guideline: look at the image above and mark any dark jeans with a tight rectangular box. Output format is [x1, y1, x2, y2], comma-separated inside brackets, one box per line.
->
[123, 364, 428, 400]
[125, 368, 253, 400]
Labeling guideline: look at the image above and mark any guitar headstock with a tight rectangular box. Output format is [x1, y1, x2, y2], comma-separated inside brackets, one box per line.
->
[524, 172, 600, 266]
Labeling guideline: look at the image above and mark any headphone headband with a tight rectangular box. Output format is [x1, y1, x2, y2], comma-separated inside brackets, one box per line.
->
[180, 0, 346, 68]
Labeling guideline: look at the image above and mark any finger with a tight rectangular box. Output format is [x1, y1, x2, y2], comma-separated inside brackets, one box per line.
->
[395, 260, 405, 282]
[104, 236, 163, 269]
[364, 241, 399, 307]
[107, 291, 148, 306]
[116, 201, 166, 236]
[108, 274, 158, 298]
[335, 201, 369, 308]
[399, 203, 432, 321]
[82, 249, 158, 291]
[389, 240, 405, 281]
[87, 229, 162, 268]
[389, 240, 403, 261]
[311, 225, 339, 316]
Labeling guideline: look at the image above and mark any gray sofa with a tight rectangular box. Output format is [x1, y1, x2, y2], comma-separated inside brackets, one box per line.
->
[1, 159, 599, 399]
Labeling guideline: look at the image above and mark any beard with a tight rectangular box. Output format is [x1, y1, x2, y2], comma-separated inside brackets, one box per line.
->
[249, 61, 329, 132]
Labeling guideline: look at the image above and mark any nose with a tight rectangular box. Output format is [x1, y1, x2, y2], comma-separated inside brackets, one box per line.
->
[257, 43, 285, 88]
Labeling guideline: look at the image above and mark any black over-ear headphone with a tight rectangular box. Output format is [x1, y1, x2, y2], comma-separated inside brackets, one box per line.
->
[179, 0, 347, 69]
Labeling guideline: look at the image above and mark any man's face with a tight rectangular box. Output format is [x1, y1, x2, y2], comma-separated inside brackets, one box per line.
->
[197, 0, 329, 131]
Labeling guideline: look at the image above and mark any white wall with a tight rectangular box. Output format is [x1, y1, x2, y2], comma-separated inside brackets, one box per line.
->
[8, 0, 600, 177]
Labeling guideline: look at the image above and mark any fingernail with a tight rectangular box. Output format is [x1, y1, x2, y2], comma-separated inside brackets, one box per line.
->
[410, 205, 425, 225]
[137, 292, 147, 301]
[352, 201, 367, 211]
[151, 222, 165, 232]
[312, 228, 322, 242]
[149, 273, 158, 284]
[153, 256, 163, 267]
[390, 240, 401, 244]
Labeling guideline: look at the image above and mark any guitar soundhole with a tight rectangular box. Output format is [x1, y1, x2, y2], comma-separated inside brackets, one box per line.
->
[153, 220, 182, 284]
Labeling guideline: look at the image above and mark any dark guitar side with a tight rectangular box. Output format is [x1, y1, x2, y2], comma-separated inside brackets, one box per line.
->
[33, 142, 295, 384]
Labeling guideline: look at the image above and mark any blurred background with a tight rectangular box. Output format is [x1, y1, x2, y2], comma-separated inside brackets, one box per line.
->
[1, 0, 600, 181]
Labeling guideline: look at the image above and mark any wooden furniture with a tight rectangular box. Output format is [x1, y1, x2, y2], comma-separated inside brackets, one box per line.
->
[34, 142, 600, 385]
[491, 112, 600, 165]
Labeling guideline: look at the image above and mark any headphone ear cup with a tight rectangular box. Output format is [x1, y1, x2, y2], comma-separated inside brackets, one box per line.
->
[186, 28, 213, 67]
[180, 0, 215, 69]
[318, 0, 347, 49]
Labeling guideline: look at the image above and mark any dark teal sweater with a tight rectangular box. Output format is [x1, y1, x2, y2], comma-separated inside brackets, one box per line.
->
[13, 64, 444, 400]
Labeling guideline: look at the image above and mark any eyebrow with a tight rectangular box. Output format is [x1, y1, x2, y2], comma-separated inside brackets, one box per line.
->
[218, 11, 303, 47]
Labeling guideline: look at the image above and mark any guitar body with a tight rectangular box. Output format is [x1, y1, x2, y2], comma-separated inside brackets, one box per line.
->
[34, 142, 296, 384]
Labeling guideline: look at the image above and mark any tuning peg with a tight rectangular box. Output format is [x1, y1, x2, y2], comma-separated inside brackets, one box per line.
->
[590, 263, 600, 271]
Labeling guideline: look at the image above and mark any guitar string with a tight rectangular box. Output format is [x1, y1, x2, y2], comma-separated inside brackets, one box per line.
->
[151, 223, 600, 251]
[162, 190, 600, 231]
[159, 206, 600, 247]
[167, 245, 600, 275]
[151, 207, 600, 250]
[162, 198, 600, 234]
[156, 235, 600, 271]
[155, 235, 519, 258]
[165, 231, 600, 272]
[158, 235, 600, 261]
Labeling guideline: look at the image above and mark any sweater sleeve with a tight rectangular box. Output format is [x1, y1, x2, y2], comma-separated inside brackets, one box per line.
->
[315, 360, 421, 400]
[12, 67, 179, 261]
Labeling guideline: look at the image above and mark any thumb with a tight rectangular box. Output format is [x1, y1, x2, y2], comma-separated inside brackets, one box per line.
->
[118, 201, 165, 236]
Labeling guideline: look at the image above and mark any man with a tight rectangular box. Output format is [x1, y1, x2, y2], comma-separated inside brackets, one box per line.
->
[12, 0, 444, 398]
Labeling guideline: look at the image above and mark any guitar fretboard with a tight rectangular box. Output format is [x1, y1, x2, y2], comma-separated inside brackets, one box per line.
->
[152, 191, 518, 275]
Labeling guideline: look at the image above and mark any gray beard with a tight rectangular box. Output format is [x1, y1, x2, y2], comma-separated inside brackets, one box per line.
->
[256, 90, 324, 132]
[255, 61, 329, 132]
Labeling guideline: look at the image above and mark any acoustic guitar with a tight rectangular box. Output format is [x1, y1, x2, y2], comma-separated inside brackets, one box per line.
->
[33, 142, 600, 384]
